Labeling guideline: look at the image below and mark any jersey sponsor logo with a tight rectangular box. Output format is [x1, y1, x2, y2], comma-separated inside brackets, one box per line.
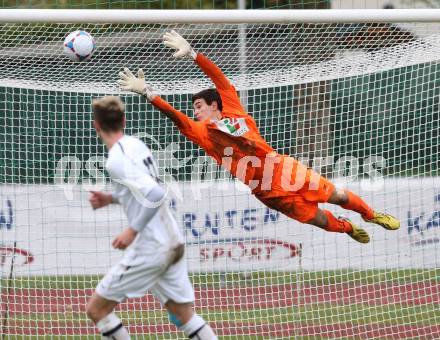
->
[215, 117, 249, 137]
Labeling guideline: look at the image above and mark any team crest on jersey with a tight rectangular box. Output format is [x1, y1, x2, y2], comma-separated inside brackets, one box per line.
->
[215, 117, 249, 136]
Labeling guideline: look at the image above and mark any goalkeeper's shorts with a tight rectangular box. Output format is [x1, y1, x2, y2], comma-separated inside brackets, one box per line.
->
[254, 158, 335, 223]
[96, 244, 194, 305]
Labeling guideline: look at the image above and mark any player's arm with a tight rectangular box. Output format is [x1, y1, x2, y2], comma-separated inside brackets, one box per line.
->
[89, 191, 114, 209]
[107, 155, 166, 234]
[89, 190, 137, 250]
[163, 30, 244, 114]
[112, 228, 137, 250]
[118, 68, 207, 146]
[111, 184, 165, 250]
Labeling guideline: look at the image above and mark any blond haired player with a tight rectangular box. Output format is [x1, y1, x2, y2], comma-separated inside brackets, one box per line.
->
[118, 31, 400, 243]
[86, 96, 217, 340]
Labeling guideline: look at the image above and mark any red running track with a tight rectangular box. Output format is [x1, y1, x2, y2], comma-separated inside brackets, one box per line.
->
[1, 282, 439, 338]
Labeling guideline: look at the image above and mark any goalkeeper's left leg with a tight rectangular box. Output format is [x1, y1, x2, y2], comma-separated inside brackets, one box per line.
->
[328, 189, 400, 230]
[328, 189, 374, 220]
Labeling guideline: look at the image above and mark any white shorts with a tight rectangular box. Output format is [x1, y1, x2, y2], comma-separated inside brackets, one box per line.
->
[96, 247, 194, 305]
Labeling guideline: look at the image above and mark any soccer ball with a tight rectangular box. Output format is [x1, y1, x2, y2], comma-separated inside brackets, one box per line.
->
[63, 30, 96, 62]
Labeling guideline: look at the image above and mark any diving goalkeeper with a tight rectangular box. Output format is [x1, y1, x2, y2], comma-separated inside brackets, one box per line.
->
[118, 30, 400, 243]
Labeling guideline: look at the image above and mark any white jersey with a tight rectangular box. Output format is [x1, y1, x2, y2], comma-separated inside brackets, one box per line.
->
[96, 136, 194, 306]
[106, 135, 183, 257]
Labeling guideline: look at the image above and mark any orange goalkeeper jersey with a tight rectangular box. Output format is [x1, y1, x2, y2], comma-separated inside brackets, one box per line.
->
[151, 53, 305, 194]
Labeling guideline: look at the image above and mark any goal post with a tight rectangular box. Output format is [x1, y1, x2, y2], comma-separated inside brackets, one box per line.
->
[0, 9, 439, 339]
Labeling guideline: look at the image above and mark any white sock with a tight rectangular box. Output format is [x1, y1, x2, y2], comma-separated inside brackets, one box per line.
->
[179, 314, 217, 340]
[96, 313, 131, 340]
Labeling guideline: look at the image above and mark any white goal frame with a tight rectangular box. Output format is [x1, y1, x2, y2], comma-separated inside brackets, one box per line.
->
[0, 8, 440, 23]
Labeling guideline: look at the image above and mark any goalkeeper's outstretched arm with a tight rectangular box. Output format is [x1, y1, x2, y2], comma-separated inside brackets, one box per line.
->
[163, 30, 244, 113]
[117, 68, 180, 125]
[118, 68, 207, 146]
[163, 30, 234, 91]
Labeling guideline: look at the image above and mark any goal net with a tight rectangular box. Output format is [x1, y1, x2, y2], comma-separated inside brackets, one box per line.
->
[1, 11, 439, 339]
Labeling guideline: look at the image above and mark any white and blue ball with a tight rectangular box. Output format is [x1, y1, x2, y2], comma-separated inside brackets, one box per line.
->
[63, 30, 96, 62]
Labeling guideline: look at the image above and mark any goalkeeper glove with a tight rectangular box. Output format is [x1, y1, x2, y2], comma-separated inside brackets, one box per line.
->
[163, 30, 197, 60]
[118, 68, 158, 101]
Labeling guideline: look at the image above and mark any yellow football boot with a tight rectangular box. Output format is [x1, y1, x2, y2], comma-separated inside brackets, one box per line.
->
[340, 217, 371, 244]
[364, 212, 400, 230]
